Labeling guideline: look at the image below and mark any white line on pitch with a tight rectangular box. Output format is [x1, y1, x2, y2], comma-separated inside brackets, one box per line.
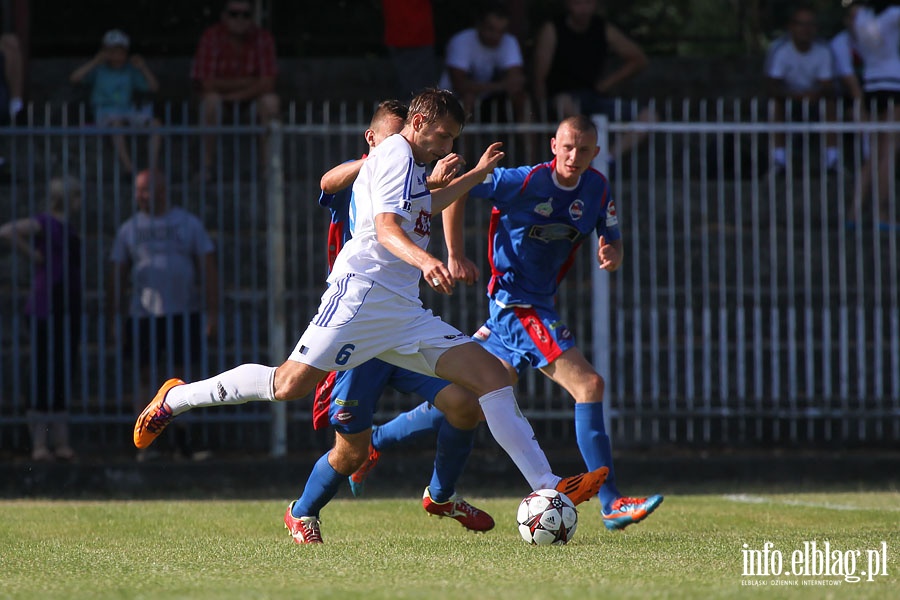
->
[722, 494, 900, 512]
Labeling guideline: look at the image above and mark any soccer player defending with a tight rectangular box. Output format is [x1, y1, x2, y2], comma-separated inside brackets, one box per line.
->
[133, 89, 608, 543]
[349, 115, 663, 531]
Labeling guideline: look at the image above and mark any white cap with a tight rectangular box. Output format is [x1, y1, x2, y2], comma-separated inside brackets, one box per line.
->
[102, 29, 130, 48]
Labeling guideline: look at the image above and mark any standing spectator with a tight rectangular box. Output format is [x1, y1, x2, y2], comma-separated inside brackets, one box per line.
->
[847, 1, 900, 229]
[764, 4, 839, 176]
[382, 0, 438, 100]
[532, 0, 656, 167]
[438, 1, 528, 122]
[830, 8, 865, 109]
[69, 29, 161, 177]
[0, 30, 24, 175]
[190, 0, 280, 181]
[0, 177, 82, 461]
[108, 169, 219, 460]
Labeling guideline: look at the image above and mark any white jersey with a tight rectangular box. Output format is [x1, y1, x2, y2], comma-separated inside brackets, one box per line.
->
[765, 36, 834, 94]
[328, 133, 432, 303]
[830, 30, 860, 79]
[853, 7, 900, 92]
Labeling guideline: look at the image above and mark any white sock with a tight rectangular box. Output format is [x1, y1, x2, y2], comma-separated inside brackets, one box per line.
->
[478, 386, 559, 490]
[165, 364, 277, 415]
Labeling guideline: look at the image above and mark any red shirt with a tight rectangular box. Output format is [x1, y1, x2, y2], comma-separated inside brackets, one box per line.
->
[382, 0, 434, 48]
[190, 22, 278, 81]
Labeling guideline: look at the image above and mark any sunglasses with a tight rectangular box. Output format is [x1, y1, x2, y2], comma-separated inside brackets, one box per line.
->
[227, 9, 252, 19]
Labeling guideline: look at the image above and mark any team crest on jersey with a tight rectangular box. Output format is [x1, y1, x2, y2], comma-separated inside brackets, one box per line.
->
[534, 200, 553, 217]
[414, 209, 431, 237]
[568, 199, 584, 220]
[606, 198, 619, 227]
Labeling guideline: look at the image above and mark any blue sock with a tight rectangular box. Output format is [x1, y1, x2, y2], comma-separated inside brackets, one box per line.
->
[372, 401, 444, 450]
[291, 451, 345, 518]
[574, 402, 621, 512]
[428, 421, 475, 503]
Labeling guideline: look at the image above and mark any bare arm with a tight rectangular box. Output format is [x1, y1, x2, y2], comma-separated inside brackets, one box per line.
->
[320, 158, 365, 194]
[597, 235, 624, 272]
[375, 212, 455, 295]
[430, 142, 505, 214]
[201, 252, 219, 337]
[441, 192, 479, 284]
[597, 24, 649, 95]
[532, 22, 556, 102]
[0, 217, 42, 261]
[426, 153, 465, 190]
[70, 52, 105, 84]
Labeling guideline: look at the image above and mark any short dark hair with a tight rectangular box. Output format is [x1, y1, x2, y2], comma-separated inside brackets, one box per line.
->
[558, 115, 598, 138]
[407, 88, 467, 130]
[371, 99, 408, 128]
[477, 0, 510, 21]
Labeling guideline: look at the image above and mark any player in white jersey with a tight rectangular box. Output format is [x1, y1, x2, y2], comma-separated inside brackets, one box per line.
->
[133, 88, 608, 543]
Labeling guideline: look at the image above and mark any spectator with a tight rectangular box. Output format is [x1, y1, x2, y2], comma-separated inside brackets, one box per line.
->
[190, 0, 280, 181]
[0, 31, 24, 175]
[764, 4, 839, 176]
[69, 29, 161, 177]
[0, 176, 82, 461]
[847, 1, 900, 229]
[0, 31, 23, 124]
[532, 0, 656, 167]
[108, 169, 219, 460]
[830, 7, 865, 109]
[438, 1, 528, 121]
[382, 0, 438, 100]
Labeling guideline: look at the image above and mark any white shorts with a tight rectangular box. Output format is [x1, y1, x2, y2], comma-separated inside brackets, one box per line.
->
[288, 273, 471, 377]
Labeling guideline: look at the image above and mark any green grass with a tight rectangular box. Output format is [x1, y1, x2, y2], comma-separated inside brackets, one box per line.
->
[1, 492, 898, 599]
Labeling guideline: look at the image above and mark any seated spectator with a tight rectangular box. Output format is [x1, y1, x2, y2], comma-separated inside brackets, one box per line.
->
[764, 4, 838, 176]
[532, 0, 656, 168]
[438, 1, 528, 122]
[190, 0, 280, 181]
[69, 29, 161, 177]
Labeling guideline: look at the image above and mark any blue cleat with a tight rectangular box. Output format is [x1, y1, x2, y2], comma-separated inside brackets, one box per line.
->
[601, 494, 664, 531]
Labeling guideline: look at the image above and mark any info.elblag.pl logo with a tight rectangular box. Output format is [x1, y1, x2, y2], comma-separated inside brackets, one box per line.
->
[741, 541, 890, 586]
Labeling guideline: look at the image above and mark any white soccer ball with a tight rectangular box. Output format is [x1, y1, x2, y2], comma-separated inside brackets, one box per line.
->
[516, 488, 578, 545]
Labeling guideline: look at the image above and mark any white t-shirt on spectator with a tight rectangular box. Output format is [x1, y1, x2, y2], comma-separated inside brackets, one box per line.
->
[853, 6, 900, 93]
[438, 28, 523, 95]
[765, 37, 834, 94]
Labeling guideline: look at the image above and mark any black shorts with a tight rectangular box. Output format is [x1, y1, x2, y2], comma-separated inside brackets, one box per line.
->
[863, 90, 900, 115]
[123, 312, 203, 368]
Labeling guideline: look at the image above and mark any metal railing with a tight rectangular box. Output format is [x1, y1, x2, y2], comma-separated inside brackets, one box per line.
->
[0, 99, 898, 457]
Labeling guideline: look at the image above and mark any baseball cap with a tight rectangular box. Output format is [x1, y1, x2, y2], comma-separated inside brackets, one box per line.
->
[102, 29, 130, 48]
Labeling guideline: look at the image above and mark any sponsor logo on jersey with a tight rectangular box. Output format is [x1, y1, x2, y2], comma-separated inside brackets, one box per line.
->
[401, 200, 412, 212]
[534, 200, 553, 217]
[443, 333, 468, 340]
[473, 325, 492, 341]
[528, 223, 581, 242]
[414, 209, 432, 237]
[334, 398, 358, 407]
[606, 199, 619, 227]
[335, 409, 354, 424]
[569, 199, 585, 220]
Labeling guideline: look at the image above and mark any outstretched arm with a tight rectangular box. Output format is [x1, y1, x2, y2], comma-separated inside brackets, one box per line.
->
[320, 158, 365, 194]
[375, 212, 456, 295]
[430, 142, 504, 214]
[442, 193, 479, 284]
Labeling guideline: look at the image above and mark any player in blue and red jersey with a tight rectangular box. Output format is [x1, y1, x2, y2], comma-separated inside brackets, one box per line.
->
[352, 115, 662, 531]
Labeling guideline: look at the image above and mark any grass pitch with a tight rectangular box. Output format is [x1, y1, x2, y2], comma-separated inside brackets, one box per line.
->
[1, 492, 897, 599]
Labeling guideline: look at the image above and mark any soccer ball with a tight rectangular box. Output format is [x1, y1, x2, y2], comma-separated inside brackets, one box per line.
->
[516, 489, 578, 545]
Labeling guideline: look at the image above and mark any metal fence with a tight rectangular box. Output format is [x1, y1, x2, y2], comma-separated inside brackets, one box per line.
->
[0, 99, 898, 458]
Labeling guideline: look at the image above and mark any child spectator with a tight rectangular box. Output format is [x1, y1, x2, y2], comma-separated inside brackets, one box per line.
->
[69, 29, 161, 177]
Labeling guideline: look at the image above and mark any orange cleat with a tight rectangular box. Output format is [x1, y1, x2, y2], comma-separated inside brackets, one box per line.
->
[133, 378, 184, 449]
[554, 466, 609, 505]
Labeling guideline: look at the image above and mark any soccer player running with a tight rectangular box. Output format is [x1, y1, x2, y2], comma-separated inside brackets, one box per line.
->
[304, 99, 495, 537]
[133, 89, 608, 543]
[350, 115, 663, 531]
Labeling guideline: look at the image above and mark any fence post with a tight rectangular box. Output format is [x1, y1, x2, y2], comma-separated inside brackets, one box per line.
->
[267, 119, 287, 457]
[590, 114, 613, 440]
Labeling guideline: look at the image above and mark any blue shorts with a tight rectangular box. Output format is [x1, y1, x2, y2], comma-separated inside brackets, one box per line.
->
[472, 301, 576, 375]
[322, 358, 450, 434]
